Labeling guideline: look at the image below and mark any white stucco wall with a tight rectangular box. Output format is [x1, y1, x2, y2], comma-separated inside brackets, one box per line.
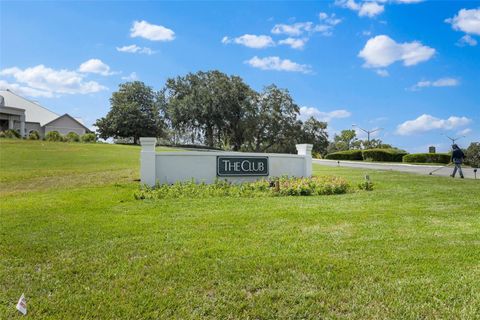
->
[140, 137, 313, 186]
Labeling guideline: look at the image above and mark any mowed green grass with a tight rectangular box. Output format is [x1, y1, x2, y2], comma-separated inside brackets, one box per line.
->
[1, 140, 479, 319]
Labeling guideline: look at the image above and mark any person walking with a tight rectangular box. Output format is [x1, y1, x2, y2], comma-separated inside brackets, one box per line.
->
[450, 144, 465, 179]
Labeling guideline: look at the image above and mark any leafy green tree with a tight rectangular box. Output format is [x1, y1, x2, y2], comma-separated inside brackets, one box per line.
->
[465, 142, 480, 168]
[301, 117, 329, 155]
[354, 138, 392, 150]
[162, 71, 256, 150]
[328, 129, 358, 153]
[248, 85, 301, 153]
[95, 81, 163, 144]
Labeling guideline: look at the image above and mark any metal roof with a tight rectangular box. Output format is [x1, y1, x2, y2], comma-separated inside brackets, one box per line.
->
[0, 89, 59, 126]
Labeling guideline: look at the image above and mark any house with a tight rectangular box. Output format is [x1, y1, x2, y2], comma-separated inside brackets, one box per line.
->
[0, 89, 90, 138]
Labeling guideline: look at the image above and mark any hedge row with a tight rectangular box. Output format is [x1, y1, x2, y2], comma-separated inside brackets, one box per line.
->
[362, 149, 407, 162]
[43, 131, 96, 143]
[326, 149, 407, 162]
[402, 153, 450, 164]
[0, 129, 96, 143]
[325, 150, 363, 160]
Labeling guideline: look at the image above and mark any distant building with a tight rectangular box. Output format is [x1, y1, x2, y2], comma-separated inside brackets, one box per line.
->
[0, 89, 90, 138]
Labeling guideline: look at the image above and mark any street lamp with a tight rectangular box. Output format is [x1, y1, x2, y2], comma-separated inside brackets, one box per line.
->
[442, 133, 465, 145]
[352, 124, 383, 144]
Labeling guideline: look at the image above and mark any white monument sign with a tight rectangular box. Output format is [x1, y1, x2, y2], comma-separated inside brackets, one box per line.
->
[140, 137, 313, 186]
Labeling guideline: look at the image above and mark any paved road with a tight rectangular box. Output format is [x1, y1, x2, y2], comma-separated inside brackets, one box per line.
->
[314, 159, 478, 179]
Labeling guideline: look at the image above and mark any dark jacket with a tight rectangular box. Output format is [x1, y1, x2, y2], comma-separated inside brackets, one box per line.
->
[452, 148, 465, 163]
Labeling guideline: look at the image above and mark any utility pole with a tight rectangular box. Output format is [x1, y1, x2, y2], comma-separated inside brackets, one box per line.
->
[352, 125, 383, 145]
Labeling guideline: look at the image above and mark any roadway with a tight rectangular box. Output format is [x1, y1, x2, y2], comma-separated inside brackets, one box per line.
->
[313, 159, 478, 179]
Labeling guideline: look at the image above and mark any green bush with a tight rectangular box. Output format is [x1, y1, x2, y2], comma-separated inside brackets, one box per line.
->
[313, 152, 323, 159]
[0, 129, 21, 139]
[134, 176, 353, 200]
[81, 133, 96, 143]
[362, 149, 407, 162]
[325, 150, 363, 161]
[464, 142, 480, 168]
[28, 130, 40, 140]
[65, 132, 80, 142]
[403, 153, 450, 164]
[45, 131, 63, 142]
[358, 180, 374, 191]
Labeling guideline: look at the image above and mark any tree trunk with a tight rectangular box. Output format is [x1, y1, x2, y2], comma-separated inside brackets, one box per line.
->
[205, 125, 214, 147]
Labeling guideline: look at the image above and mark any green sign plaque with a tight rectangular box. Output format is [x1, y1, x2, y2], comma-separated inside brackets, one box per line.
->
[217, 156, 269, 176]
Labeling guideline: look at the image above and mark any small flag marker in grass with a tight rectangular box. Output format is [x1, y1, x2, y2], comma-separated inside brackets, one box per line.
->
[16, 293, 27, 315]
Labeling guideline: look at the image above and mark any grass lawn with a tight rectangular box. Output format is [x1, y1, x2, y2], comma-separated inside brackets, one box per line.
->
[1, 139, 479, 319]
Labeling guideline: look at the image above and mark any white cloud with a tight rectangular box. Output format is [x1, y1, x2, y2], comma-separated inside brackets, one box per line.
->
[271, 19, 339, 37]
[116, 44, 155, 55]
[336, 0, 384, 18]
[359, 2, 385, 17]
[121, 72, 138, 81]
[78, 59, 114, 76]
[457, 128, 472, 136]
[245, 56, 312, 73]
[300, 107, 351, 121]
[457, 34, 478, 47]
[375, 69, 389, 77]
[445, 8, 480, 36]
[271, 22, 314, 36]
[409, 77, 459, 91]
[0, 64, 107, 98]
[337, 0, 360, 11]
[358, 35, 435, 68]
[278, 37, 308, 49]
[396, 114, 471, 135]
[0, 80, 54, 98]
[318, 12, 329, 20]
[130, 20, 175, 41]
[222, 34, 274, 49]
[221, 36, 230, 44]
[336, 0, 422, 17]
[318, 12, 342, 25]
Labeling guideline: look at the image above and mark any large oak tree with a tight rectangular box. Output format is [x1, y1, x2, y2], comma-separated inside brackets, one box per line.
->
[95, 81, 163, 144]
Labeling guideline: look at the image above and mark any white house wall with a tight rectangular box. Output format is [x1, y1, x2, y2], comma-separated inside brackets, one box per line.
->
[25, 122, 43, 137]
[44, 116, 86, 136]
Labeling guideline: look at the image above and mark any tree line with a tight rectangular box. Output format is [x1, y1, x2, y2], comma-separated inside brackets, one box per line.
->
[96, 70, 329, 155]
[327, 129, 398, 154]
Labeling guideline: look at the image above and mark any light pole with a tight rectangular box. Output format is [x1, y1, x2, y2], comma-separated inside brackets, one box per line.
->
[442, 134, 465, 145]
[352, 124, 383, 145]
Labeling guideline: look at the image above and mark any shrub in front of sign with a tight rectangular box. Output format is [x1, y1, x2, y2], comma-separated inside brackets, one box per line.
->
[402, 153, 450, 164]
[325, 150, 363, 161]
[134, 176, 355, 200]
[361, 149, 407, 162]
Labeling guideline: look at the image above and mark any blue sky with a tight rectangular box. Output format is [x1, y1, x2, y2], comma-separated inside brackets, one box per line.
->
[1, 0, 479, 152]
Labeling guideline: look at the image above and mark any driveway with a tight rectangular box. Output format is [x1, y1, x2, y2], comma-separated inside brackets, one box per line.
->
[314, 159, 478, 179]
